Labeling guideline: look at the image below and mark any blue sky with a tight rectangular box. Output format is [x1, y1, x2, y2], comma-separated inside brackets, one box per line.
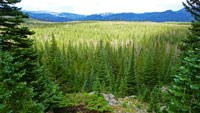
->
[17, 0, 185, 14]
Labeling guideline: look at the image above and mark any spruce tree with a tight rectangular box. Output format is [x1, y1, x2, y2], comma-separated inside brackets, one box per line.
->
[0, 0, 62, 112]
[168, 0, 200, 112]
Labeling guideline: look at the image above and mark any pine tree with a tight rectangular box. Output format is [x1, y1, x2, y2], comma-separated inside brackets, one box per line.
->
[48, 34, 63, 82]
[0, 0, 62, 112]
[168, 1, 200, 112]
[127, 43, 137, 95]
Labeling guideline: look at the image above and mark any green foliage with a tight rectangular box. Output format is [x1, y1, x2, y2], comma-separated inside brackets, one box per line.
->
[118, 77, 128, 97]
[0, 52, 44, 113]
[168, 49, 200, 113]
[138, 87, 151, 102]
[148, 87, 160, 113]
[28, 21, 188, 111]
[0, 1, 63, 112]
[168, 1, 200, 113]
[32, 74, 64, 110]
[92, 76, 102, 94]
[64, 93, 112, 112]
[86, 95, 111, 112]
[126, 44, 137, 95]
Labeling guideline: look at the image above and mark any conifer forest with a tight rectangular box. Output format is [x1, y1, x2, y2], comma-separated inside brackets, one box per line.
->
[0, 0, 199, 113]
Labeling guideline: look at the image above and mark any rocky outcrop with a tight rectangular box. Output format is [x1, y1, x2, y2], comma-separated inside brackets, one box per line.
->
[102, 93, 118, 106]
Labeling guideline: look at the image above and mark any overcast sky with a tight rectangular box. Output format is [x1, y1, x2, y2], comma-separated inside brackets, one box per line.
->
[17, 0, 185, 14]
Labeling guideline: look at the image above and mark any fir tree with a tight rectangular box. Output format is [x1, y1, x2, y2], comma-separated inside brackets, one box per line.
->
[168, 1, 200, 112]
[0, 0, 63, 112]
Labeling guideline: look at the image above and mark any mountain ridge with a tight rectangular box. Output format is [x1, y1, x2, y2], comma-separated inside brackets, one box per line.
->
[23, 8, 193, 22]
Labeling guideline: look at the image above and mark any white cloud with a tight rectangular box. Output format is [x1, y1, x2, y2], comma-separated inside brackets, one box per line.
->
[17, 0, 185, 14]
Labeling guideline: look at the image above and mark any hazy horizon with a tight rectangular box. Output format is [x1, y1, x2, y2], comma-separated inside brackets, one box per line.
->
[17, 0, 185, 15]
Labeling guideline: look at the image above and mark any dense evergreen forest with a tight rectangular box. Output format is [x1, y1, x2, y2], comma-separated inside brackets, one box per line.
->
[0, 0, 199, 113]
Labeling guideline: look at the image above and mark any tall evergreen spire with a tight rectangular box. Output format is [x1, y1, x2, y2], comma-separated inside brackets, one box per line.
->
[0, 0, 62, 112]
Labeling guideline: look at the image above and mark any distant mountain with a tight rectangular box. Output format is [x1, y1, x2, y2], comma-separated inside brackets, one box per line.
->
[23, 9, 193, 22]
[23, 11, 72, 22]
[57, 13, 85, 20]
